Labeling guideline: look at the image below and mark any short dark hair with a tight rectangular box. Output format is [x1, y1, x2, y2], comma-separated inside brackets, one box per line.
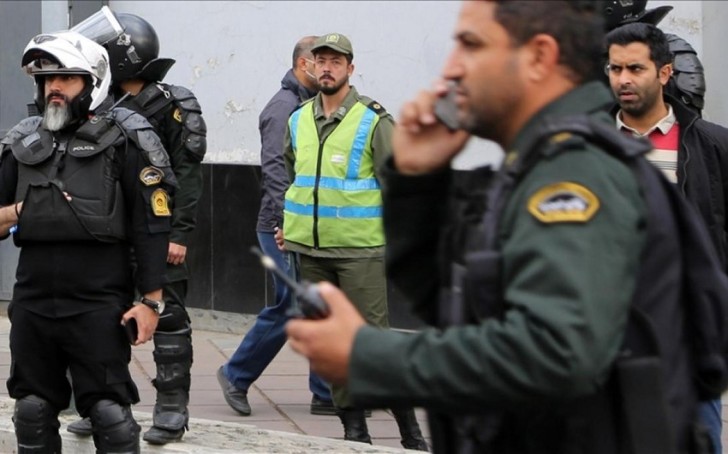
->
[492, 0, 605, 83]
[605, 22, 673, 68]
[292, 35, 318, 69]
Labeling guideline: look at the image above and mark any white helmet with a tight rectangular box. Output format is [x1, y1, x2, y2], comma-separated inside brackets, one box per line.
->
[21, 30, 111, 114]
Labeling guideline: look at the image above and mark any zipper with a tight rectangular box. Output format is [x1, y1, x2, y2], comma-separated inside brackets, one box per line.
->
[679, 118, 697, 196]
[312, 137, 327, 250]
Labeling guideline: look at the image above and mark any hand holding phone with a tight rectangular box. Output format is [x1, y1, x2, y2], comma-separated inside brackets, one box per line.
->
[434, 84, 460, 131]
[123, 318, 138, 344]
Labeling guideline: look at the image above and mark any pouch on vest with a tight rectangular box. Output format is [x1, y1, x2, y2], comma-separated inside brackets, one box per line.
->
[14, 182, 95, 244]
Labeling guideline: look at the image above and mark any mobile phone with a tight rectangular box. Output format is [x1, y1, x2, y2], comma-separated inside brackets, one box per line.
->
[123, 318, 138, 344]
[250, 247, 330, 320]
[434, 85, 460, 131]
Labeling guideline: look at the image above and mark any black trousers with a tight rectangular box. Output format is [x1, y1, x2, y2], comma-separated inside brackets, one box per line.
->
[7, 304, 139, 416]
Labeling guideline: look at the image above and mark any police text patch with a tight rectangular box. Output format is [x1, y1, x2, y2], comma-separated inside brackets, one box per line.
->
[527, 182, 599, 223]
[151, 189, 172, 217]
[139, 166, 164, 186]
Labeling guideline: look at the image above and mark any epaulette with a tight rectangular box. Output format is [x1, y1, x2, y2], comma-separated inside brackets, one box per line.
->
[360, 97, 388, 117]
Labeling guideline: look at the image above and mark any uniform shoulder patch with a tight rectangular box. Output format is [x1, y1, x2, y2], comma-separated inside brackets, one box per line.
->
[173, 107, 183, 123]
[140, 166, 164, 186]
[151, 188, 172, 217]
[527, 182, 600, 224]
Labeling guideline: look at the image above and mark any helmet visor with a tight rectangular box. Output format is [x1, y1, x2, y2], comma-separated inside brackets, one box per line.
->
[71, 6, 124, 46]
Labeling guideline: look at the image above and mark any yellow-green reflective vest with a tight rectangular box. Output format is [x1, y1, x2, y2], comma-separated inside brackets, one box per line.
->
[284, 101, 384, 248]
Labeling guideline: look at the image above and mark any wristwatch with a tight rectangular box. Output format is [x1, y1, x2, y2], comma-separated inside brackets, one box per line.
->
[138, 297, 165, 315]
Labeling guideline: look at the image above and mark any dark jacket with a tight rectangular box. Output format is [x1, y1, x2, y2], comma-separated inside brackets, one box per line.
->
[349, 83, 698, 453]
[612, 95, 728, 268]
[256, 69, 317, 232]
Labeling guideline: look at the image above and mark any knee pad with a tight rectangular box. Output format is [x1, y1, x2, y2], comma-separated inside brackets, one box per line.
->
[13, 395, 61, 453]
[156, 304, 189, 332]
[89, 399, 140, 454]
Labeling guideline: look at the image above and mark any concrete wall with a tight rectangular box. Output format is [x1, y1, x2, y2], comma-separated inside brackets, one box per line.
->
[2, 1, 728, 310]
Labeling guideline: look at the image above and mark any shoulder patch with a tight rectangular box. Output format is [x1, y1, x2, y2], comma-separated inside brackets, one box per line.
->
[527, 182, 600, 224]
[140, 166, 164, 186]
[151, 188, 172, 216]
[173, 108, 183, 123]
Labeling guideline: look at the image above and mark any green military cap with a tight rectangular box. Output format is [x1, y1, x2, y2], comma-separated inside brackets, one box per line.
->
[312, 33, 354, 58]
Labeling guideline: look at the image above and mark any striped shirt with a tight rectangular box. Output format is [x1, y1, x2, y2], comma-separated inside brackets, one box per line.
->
[617, 104, 679, 184]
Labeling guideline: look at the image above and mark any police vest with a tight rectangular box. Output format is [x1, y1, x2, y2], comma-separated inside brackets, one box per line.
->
[284, 100, 384, 248]
[3, 109, 174, 244]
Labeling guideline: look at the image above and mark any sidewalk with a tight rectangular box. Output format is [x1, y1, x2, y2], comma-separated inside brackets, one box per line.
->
[0, 307, 428, 452]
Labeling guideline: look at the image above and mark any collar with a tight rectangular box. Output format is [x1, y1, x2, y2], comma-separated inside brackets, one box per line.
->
[509, 81, 615, 157]
[281, 69, 318, 103]
[616, 103, 676, 136]
[313, 86, 360, 120]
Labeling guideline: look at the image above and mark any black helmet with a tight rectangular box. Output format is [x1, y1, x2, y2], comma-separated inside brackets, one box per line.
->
[72, 7, 175, 83]
[604, 1, 673, 31]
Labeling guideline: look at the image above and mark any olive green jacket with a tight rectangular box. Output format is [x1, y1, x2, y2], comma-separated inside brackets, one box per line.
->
[350, 82, 646, 412]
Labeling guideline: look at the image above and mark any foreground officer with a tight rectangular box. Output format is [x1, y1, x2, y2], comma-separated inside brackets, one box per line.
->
[287, 1, 703, 452]
[68, 8, 207, 445]
[0, 30, 174, 453]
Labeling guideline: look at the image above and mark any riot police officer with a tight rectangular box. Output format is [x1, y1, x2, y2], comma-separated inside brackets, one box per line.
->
[0, 30, 174, 454]
[68, 8, 207, 445]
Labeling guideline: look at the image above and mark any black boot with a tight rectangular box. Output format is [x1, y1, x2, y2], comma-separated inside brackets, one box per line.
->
[143, 328, 193, 445]
[392, 407, 429, 451]
[338, 409, 372, 444]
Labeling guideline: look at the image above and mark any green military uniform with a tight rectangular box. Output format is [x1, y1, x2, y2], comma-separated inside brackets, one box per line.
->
[346, 82, 696, 452]
[283, 86, 393, 408]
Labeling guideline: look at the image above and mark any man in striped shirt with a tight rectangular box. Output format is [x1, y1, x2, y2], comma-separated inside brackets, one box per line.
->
[607, 22, 728, 454]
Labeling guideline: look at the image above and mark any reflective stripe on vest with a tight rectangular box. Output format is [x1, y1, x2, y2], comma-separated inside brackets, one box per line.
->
[284, 101, 384, 248]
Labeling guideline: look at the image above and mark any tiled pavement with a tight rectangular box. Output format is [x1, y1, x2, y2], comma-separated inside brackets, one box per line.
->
[0, 309, 429, 452]
[1, 308, 727, 452]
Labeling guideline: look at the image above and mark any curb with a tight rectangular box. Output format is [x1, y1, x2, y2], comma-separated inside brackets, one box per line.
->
[0, 397, 410, 453]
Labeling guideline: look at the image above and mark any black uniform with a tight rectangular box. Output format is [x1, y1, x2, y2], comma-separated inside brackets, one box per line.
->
[0, 106, 173, 450]
[119, 81, 206, 436]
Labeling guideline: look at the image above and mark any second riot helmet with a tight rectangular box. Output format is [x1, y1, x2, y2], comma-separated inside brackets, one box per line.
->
[72, 7, 175, 83]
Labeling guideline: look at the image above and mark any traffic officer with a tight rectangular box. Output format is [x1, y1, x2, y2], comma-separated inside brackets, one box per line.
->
[68, 7, 207, 445]
[279, 33, 427, 450]
[286, 1, 701, 453]
[0, 30, 174, 453]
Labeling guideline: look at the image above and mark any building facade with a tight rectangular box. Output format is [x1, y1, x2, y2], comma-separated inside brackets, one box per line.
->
[1, 1, 726, 327]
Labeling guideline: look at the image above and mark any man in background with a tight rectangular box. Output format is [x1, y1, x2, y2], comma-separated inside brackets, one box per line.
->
[217, 35, 337, 417]
[606, 22, 728, 454]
